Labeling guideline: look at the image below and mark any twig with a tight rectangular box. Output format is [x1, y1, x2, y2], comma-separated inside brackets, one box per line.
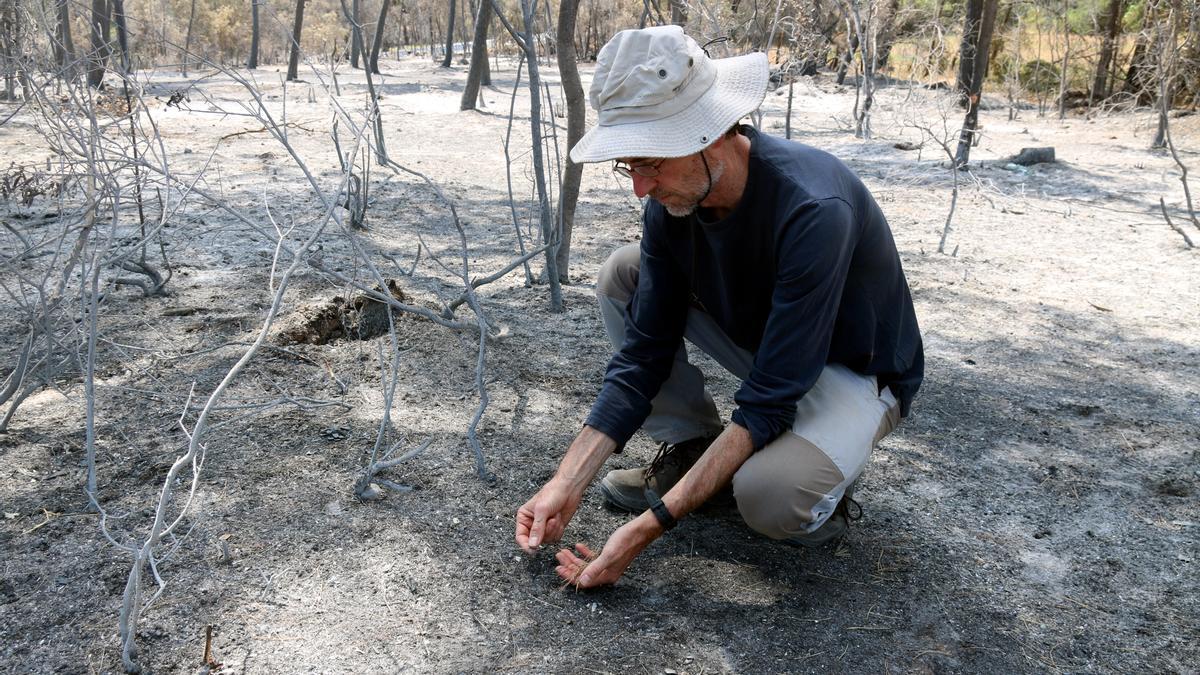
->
[1160, 197, 1196, 248]
[219, 120, 319, 140]
[202, 624, 220, 668]
[22, 508, 61, 534]
[1163, 122, 1200, 233]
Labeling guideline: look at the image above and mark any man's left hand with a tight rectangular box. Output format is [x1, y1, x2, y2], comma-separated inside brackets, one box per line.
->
[554, 514, 660, 589]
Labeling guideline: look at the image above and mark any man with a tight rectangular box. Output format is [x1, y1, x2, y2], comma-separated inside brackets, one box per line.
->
[515, 26, 923, 589]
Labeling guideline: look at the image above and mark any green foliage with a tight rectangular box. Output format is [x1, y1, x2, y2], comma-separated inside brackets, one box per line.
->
[1066, 3, 1099, 34]
[1122, 0, 1146, 31]
[1019, 58, 1060, 93]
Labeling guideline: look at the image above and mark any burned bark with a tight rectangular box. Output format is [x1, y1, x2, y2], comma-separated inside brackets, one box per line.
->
[1091, 0, 1124, 103]
[954, 0, 999, 166]
[555, 0, 584, 280]
[461, 0, 493, 109]
[287, 0, 307, 81]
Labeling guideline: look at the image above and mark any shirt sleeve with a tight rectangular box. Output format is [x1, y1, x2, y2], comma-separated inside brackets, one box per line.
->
[585, 210, 690, 447]
[731, 197, 859, 450]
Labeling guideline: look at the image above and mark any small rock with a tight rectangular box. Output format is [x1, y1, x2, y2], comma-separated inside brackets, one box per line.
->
[1008, 146, 1055, 166]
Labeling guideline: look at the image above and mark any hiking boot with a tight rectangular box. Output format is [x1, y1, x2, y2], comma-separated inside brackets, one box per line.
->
[599, 434, 720, 512]
[785, 491, 863, 548]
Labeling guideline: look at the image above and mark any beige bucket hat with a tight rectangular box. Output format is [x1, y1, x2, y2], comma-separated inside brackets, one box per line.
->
[569, 25, 769, 164]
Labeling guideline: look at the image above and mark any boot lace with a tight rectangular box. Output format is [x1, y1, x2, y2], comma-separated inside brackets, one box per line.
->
[838, 495, 863, 521]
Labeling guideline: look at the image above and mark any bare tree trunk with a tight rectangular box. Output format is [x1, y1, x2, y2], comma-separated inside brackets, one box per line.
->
[112, 0, 131, 72]
[1091, 0, 1124, 103]
[670, 0, 687, 25]
[1151, 2, 1179, 149]
[350, 0, 362, 67]
[458, 0, 471, 62]
[491, 0, 563, 309]
[518, 0, 561, 308]
[955, 0, 999, 166]
[1123, 6, 1157, 105]
[835, 18, 857, 85]
[555, 0, 583, 280]
[441, 0, 457, 67]
[841, 0, 875, 139]
[429, 15, 436, 62]
[287, 0, 307, 81]
[87, 0, 111, 87]
[55, 0, 76, 71]
[369, 0, 391, 74]
[1056, 0, 1070, 119]
[0, 0, 16, 99]
[874, 0, 899, 69]
[248, 0, 260, 68]
[344, 0, 366, 69]
[399, 5, 408, 48]
[461, 0, 492, 109]
[182, 0, 196, 76]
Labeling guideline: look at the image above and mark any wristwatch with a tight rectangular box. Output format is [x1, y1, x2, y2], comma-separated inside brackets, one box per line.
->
[645, 489, 678, 531]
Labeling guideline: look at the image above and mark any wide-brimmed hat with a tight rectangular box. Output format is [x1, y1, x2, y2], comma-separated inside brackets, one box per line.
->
[569, 26, 768, 164]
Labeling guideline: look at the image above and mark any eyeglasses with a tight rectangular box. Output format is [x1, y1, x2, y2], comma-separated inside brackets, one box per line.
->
[612, 158, 666, 179]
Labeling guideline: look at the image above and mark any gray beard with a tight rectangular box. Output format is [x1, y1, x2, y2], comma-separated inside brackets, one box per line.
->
[661, 159, 725, 218]
[664, 202, 698, 217]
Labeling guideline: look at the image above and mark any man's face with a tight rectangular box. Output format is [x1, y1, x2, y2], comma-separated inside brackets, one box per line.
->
[618, 154, 722, 217]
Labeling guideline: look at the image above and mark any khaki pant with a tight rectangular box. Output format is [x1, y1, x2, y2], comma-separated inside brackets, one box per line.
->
[597, 244, 900, 538]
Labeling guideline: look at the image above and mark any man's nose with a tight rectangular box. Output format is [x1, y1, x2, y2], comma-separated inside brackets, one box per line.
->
[631, 173, 656, 198]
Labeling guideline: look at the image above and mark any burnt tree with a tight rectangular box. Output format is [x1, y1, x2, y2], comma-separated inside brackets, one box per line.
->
[461, 0, 493, 109]
[555, 0, 584, 280]
[954, 0, 999, 166]
[55, 0, 76, 71]
[441, 0, 457, 67]
[351, 0, 362, 67]
[87, 0, 112, 87]
[1090, 0, 1125, 103]
[287, 0, 307, 81]
[249, 0, 260, 68]
[369, 0, 392, 74]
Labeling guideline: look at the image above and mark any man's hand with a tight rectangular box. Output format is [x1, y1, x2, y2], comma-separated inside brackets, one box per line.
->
[551, 424, 756, 588]
[515, 426, 619, 555]
[554, 514, 659, 589]
[515, 479, 580, 553]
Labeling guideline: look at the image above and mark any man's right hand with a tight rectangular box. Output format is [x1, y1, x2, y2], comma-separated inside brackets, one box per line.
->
[514, 426, 619, 555]
[515, 479, 581, 554]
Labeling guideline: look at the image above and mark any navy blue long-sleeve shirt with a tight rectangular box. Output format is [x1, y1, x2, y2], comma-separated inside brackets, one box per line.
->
[586, 127, 924, 450]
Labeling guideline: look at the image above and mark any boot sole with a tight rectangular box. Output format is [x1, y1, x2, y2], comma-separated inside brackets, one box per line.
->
[783, 516, 848, 548]
[599, 475, 651, 513]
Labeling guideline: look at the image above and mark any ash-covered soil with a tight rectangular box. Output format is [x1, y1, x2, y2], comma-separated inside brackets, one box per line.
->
[1, 57, 1197, 674]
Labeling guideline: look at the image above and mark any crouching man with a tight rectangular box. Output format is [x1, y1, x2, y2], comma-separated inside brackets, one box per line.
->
[515, 25, 923, 588]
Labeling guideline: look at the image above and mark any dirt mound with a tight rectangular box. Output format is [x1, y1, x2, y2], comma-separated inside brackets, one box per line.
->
[273, 278, 407, 345]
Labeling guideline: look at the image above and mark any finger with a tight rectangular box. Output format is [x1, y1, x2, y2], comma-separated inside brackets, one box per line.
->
[578, 561, 606, 588]
[515, 510, 535, 552]
[554, 563, 578, 582]
[527, 509, 549, 549]
[554, 547, 581, 567]
[574, 542, 597, 560]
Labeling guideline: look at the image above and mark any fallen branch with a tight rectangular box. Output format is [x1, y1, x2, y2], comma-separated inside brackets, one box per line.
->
[1160, 197, 1196, 248]
[219, 119, 320, 140]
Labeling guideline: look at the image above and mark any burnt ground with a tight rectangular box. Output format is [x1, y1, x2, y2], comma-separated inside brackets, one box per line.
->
[1, 58, 1198, 673]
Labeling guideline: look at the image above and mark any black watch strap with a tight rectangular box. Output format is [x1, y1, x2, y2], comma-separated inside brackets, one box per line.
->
[645, 490, 677, 531]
